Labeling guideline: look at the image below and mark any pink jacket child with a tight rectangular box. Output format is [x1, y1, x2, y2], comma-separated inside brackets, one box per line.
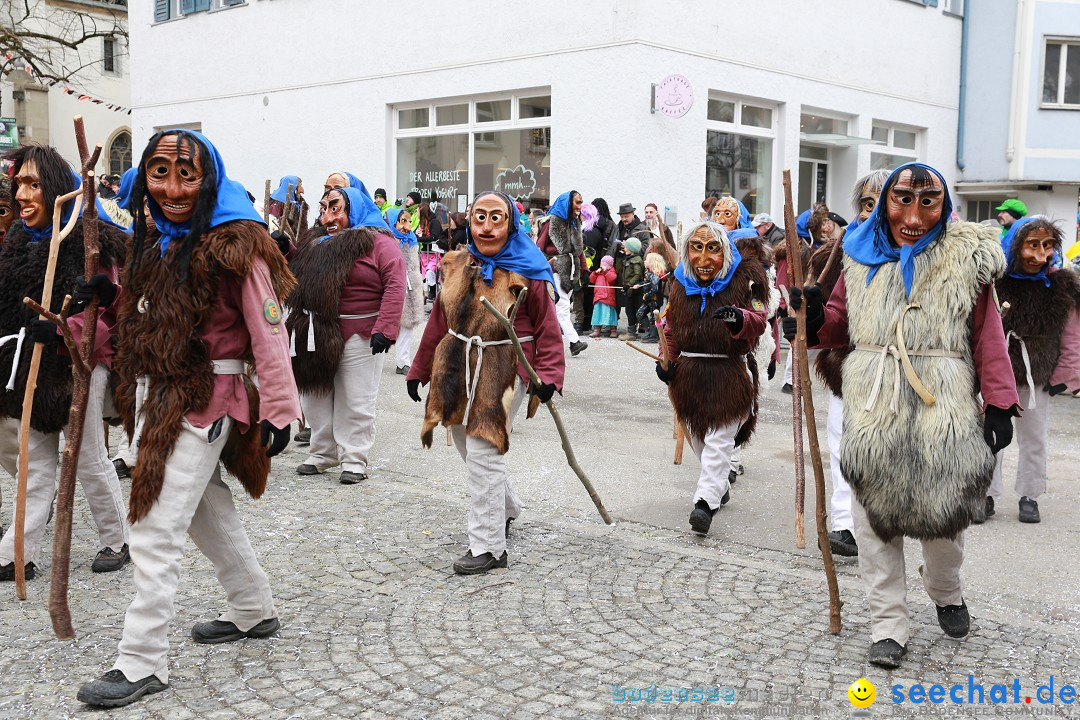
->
[589, 256, 619, 338]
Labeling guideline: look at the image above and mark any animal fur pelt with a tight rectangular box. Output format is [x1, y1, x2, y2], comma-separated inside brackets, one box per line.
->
[809, 239, 850, 398]
[666, 255, 769, 445]
[772, 238, 811, 271]
[421, 250, 527, 454]
[114, 219, 295, 524]
[543, 215, 583, 293]
[0, 219, 126, 433]
[285, 226, 375, 394]
[400, 242, 425, 330]
[840, 222, 1005, 541]
[997, 269, 1080, 388]
[753, 264, 780, 391]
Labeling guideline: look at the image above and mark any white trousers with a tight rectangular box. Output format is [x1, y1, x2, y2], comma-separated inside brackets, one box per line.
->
[0, 364, 128, 565]
[783, 346, 819, 386]
[851, 497, 964, 645]
[301, 334, 384, 474]
[0, 417, 17, 503]
[395, 324, 415, 370]
[551, 272, 579, 344]
[450, 381, 527, 558]
[686, 418, 742, 510]
[827, 390, 854, 532]
[113, 415, 275, 684]
[990, 385, 1049, 500]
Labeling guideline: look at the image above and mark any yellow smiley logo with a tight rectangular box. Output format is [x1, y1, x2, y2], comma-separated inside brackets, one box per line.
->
[848, 678, 876, 708]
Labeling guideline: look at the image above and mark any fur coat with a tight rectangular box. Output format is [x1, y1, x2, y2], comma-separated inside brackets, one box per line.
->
[400, 242, 425, 330]
[542, 215, 583, 293]
[809, 239, 849, 398]
[0, 219, 126, 433]
[666, 251, 769, 445]
[840, 222, 1004, 541]
[285, 227, 375, 394]
[997, 269, 1080, 389]
[420, 250, 537, 454]
[114, 220, 296, 523]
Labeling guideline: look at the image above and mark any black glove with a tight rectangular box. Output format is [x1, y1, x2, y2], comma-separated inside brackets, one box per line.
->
[655, 361, 676, 385]
[29, 319, 57, 345]
[260, 420, 290, 458]
[776, 306, 788, 319]
[786, 285, 825, 344]
[270, 229, 290, 255]
[782, 316, 798, 342]
[713, 305, 744, 334]
[622, 285, 631, 294]
[529, 381, 556, 404]
[1044, 382, 1068, 397]
[983, 405, 1014, 455]
[370, 332, 392, 354]
[407, 379, 422, 403]
[767, 359, 777, 380]
[75, 273, 118, 308]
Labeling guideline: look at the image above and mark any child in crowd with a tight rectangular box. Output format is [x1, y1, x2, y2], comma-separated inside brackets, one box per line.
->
[590, 255, 619, 338]
[618, 237, 645, 339]
[635, 252, 667, 343]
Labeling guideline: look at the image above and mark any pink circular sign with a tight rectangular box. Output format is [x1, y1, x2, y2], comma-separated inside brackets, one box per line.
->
[657, 74, 693, 118]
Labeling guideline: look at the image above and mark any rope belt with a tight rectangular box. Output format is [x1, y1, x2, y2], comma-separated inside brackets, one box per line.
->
[291, 310, 379, 356]
[679, 352, 730, 359]
[853, 341, 963, 414]
[447, 326, 534, 427]
[1006, 331, 1037, 410]
[212, 359, 245, 375]
[0, 328, 27, 391]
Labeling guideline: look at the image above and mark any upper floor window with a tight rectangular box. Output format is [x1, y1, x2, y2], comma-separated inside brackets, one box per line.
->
[870, 121, 921, 171]
[103, 36, 121, 76]
[155, 0, 244, 22]
[1042, 39, 1080, 108]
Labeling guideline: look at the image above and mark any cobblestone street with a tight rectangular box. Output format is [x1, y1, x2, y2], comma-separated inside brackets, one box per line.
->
[1, 330, 1078, 719]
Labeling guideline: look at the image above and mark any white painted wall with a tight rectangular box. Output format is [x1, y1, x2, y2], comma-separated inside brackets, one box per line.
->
[129, 0, 962, 221]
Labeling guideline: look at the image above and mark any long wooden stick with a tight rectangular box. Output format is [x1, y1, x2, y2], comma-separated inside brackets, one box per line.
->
[815, 236, 844, 287]
[47, 116, 102, 638]
[262, 179, 271, 224]
[653, 309, 686, 465]
[13, 186, 84, 599]
[623, 340, 660, 362]
[782, 169, 842, 634]
[782, 176, 807, 550]
[480, 289, 613, 525]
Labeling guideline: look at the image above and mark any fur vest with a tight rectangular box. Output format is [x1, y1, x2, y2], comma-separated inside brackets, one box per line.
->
[753, 264, 780, 391]
[544, 215, 583, 293]
[0, 219, 126, 433]
[997, 270, 1080, 388]
[420, 250, 535, 454]
[114, 220, 296, 524]
[666, 256, 769, 444]
[840, 222, 1004, 541]
[285, 227, 375, 394]
[809, 239, 849, 398]
[400, 242, 425, 330]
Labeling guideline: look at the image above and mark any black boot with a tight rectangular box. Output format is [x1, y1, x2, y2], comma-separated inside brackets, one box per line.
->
[689, 499, 718, 535]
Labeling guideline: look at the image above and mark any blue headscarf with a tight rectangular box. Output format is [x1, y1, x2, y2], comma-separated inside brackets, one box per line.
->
[328, 171, 371, 198]
[22, 168, 127, 243]
[386, 206, 417, 247]
[318, 185, 392, 244]
[736, 199, 753, 229]
[547, 191, 579, 228]
[1002, 215, 1052, 287]
[270, 175, 302, 208]
[842, 162, 953, 298]
[466, 191, 558, 300]
[146, 130, 265, 256]
[115, 167, 138, 211]
[795, 210, 812, 239]
[674, 222, 743, 314]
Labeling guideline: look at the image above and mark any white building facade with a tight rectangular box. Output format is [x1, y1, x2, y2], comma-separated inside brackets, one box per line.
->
[957, 0, 1080, 233]
[130, 0, 963, 225]
[1, 0, 132, 177]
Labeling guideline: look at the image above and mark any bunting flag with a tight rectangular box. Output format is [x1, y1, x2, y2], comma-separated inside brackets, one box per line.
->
[1066, 240, 1080, 262]
[61, 86, 131, 114]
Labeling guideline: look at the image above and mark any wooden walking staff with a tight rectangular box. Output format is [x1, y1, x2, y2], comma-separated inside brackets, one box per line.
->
[480, 289, 613, 525]
[782, 169, 842, 633]
[11, 186, 84, 600]
[654, 309, 686, 465]
[39, 116, 104, 637]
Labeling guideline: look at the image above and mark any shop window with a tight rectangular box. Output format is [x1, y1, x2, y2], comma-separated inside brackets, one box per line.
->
[398, 108, 429, 130]
[707, 99, 735, 123]
[740, 104, 772, 129]
[436, 103, 468, 127]
[705, 94, 775, 214]
[1043, 39, 1080, 107]
[870, 121, 921, 170]
[476, 100, 511, 123]
[519, 96, 551, 119]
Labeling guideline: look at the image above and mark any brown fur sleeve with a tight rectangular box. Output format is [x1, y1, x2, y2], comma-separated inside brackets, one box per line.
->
[208, 220, 297, 302]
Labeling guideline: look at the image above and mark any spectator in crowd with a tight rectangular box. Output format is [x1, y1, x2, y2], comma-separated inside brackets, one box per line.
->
[416, 203, 445, 250]
[579, 202, 601, 332]
[618, 237, 645, 339]
[374, 188, 392, 213]
[752, 212, 786, 247]
[701, 195, 718, 221]
[444, 212, 468, 251]
[644, 202, 675, 247]
[636, 252, 667, 343]
[589, 255, 619, 338]
[996, 199, 1027, 238]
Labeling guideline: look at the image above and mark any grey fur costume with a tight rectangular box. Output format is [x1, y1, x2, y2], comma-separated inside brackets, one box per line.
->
[542, 215, 583, 294]
[839, 222, 1005, 541]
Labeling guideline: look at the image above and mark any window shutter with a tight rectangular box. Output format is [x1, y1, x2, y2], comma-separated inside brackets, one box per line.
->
[194, 0, 211, 10]
[179, 0, 197, 14]
[154, 0, 170, 21]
